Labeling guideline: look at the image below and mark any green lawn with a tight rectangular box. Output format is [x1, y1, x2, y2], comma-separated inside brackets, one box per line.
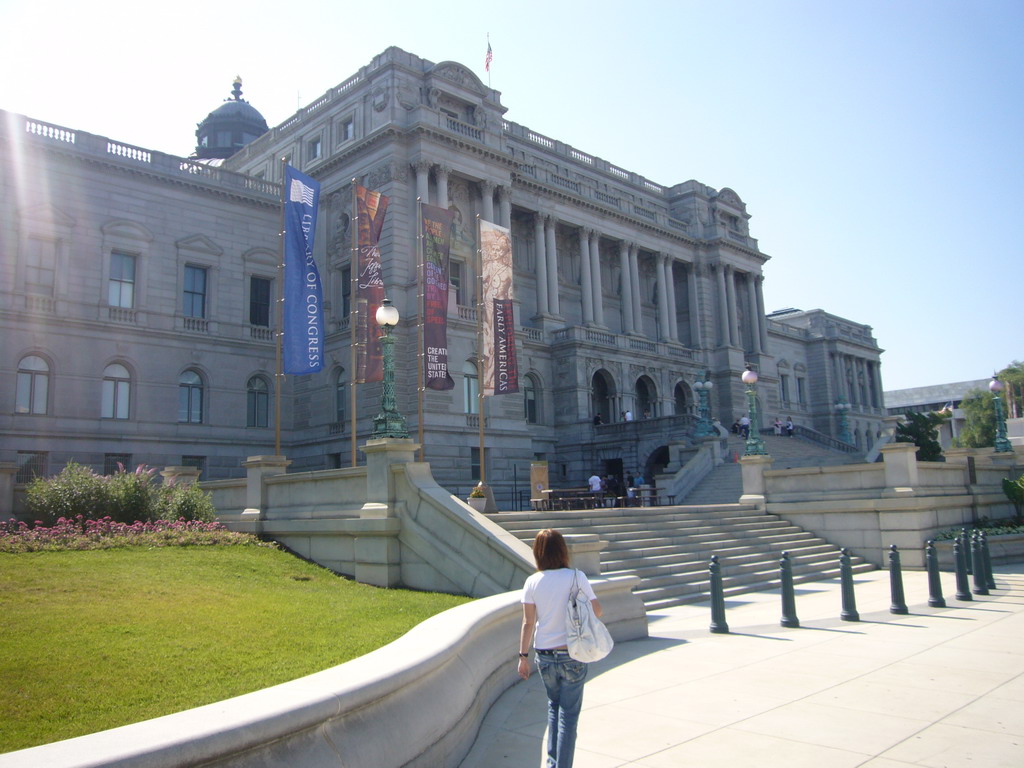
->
[0, 546, 471, 753]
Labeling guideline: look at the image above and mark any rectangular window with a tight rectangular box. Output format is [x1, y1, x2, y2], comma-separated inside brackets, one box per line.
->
[796, 377, 806, 405]
[16, 451, 47, 483]
[340, 118, 354, 142]
[450, 261, 464, 306]
[308, 137, 322, 160]
[340, 265, 351, 317]
[779, 375, 790, 404]
[470, 448, 481, 483]
[25, 238, 56, 296]
[103, 453, 132, 475]
[108, 252, 136, 308]
[181, 455, 206, 475]
[249, 276, 271, 327]
[102, 379, 130, 419]
[183, 265, 207, 318]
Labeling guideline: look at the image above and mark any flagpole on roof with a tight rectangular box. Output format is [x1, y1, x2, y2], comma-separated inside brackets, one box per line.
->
[485, 34, 492, 89]
[274, 156, 287, 458]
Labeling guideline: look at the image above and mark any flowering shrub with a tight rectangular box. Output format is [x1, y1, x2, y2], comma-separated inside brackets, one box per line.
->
[24, 463, 216, 525]
[0, 516, 270, 553]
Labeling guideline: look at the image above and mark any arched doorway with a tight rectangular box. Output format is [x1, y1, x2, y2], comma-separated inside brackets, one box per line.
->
[636, 375, 657, 418]
[673, 381, 691, 415]
[591, 369, 616, 423]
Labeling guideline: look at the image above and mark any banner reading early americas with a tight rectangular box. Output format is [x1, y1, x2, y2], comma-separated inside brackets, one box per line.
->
[479, 219, 518, 396]
[282, 165, 323, 374]
[354, 185, 389, 383]
[421, 204, 455, 390]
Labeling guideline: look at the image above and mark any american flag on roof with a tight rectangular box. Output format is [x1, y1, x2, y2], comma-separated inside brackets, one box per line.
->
[485, 41, 493, 72]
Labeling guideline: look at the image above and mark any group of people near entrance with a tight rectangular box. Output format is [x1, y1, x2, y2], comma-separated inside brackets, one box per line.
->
[732, 415, 795, 438]
[587, 471, 645, 506]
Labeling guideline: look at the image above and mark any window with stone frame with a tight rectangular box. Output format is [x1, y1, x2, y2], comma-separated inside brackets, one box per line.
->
[16, 451, 47, 483]
[108, 251, 137, 309]
[101, 363, 131, 419]
[183, 265, 208, 318]
[247, 376, 270, 428]
[249, 276, 272, 327]
[16, 355, 49, 415]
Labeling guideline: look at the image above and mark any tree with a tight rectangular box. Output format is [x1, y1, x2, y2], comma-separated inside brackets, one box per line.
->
[894, 411, 948, 462]
[998, 360, 1024, 419]
[956, 388, 996, 448]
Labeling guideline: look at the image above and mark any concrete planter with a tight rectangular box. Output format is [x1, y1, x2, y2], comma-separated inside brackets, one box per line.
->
[467, 496, 487, 512]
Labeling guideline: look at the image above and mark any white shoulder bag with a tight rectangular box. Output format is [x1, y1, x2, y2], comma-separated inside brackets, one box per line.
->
[565, 569, 614, 662]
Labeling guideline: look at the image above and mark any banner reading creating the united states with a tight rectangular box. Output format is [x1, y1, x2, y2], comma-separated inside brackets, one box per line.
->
[354, 185, 389, 383]
[480, 219, 518, 396]
[283, 165, 323, 374]
[422, 203, 455, 390]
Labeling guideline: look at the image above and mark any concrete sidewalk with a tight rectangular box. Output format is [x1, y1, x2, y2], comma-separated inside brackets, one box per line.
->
[460, 565, 1024, 768]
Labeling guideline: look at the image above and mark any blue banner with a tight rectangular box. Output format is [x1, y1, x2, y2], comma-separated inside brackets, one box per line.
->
[283, 165, 323, 374]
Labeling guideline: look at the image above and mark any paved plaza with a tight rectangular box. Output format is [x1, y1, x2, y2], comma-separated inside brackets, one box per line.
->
[462, 565, 1024, 767]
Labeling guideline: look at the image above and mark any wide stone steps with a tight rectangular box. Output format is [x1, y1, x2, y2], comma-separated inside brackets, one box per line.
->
[486, 503, 875, 609]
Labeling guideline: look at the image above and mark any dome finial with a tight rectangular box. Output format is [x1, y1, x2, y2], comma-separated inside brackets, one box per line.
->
[231, 76, 243, 102]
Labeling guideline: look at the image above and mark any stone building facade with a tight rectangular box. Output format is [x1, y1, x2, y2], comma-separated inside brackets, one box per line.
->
[0, 47, 884, 505]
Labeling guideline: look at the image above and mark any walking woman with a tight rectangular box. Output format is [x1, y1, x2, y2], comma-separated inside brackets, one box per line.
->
[518, 529, 602, 768]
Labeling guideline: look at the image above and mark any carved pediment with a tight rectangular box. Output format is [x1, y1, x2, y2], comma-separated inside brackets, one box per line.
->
[430, 62, 488, 96]
[176, 234, 223, 257]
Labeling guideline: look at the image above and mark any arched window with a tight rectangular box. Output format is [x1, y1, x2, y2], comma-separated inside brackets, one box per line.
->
[674, 382, 690, 415]
[636, 376, 657, 418]
[523, 374, 539, 424]
[463, 360, 479, 414]
[247, 376, 269, 428]
[16, 355, 49, 415]
[178, 370, 204, 423]
[334, 368, 346, 426]
[102, 363, 131, 419]
[591, 369, 615, 423]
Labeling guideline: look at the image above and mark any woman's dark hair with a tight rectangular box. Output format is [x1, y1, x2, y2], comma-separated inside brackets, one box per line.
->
[533, 528, 570, 570]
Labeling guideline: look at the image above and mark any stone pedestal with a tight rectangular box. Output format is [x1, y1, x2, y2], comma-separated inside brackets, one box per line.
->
[564, 533, 607, 577]
[0, 462, 17, 521]
[739, 454, 773, 509]
[161, 465, 202, 486]
[360, 438, 420, 518]
[241, 455, 292, 518]
[881, 442, 919, 497]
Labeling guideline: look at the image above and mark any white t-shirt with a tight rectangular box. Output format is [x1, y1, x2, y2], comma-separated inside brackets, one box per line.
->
[522, 568, 598, 650]
[588, 474, 602, 492]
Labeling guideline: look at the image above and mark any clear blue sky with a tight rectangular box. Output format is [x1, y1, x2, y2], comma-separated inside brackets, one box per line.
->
[2, 0, 1021, 391]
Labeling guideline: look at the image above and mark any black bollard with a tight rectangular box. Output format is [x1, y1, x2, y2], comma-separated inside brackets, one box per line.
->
[779, 551, 800, 628]
[889, 544, 908, 615]
[981, 531, 996, 591]
[971, 532, 989, 596]
[960, 528, 972, 575]
[709, 555, 729, 634]
[953, 537, 972, 601]
[839, 548, 859, 621]
[925, 540, 946, 608]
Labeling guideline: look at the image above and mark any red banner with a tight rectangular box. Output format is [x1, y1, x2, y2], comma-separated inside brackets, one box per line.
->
[421, 204, 455, 390]
[354, 186, 389, 383]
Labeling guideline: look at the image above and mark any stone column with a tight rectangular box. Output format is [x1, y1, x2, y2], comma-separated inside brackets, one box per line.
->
[725, 266, 739, 349]
[545, 216, 560, 316]
[755, 275, 769, 352]
[687, 264, 701, 347]
[357, 438, 419, 588]
[656, 253, 670, 341]
[435, 165, 450, 208]
[480, 180, 495, 223]
[881, 442, 919, 498]
[746, 274, 762, 354]
[534, 213, 549, 315]
[715, 265, 730, 346]
[413, 161, 430, 203]
[590, 231, 605, 326]
[619, 241, 635, 334]
[739, 454, 773, 510]
[665, 257, 679, 342]
[497, 185, 511, 227]
[579, 228, 594, 324]
[629, 244, 643, 334]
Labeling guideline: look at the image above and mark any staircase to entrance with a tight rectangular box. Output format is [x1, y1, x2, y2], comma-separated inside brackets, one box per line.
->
[487, 502, 876, 610]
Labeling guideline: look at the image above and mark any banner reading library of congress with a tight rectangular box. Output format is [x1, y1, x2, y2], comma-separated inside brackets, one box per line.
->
[354, 185, 389, 383]
[421, 203, 455, 390]
[480, 219, 518, 396]
[282, 165, 323, 374]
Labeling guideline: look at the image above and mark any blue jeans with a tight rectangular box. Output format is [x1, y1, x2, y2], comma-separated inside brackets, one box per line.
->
[536, 650, 588, 768]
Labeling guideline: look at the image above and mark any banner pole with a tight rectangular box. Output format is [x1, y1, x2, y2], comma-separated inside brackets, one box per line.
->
[476, 215, 486, 486]
[416, 198, 425, 462]
[350, 178, 358, 467]
[275, 157, 287, 458]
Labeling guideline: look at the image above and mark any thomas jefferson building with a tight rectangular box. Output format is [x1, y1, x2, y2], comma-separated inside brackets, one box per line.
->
[0, 47, 884, 501]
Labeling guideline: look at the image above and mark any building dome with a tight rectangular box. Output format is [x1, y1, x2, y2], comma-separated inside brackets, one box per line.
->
[194, 77, 269, 160]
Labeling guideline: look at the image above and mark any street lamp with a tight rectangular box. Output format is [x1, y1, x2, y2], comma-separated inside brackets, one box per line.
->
[693, 372, 715, 438]
[371, 298, 410, 439]
[741, 365, 766, 456]
[835, 399, 853, 444]
[990, 375, 1012, 453]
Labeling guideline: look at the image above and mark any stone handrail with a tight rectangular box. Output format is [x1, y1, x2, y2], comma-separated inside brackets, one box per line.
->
[793, 424, 860, 454]
[0, 576, 645, 768]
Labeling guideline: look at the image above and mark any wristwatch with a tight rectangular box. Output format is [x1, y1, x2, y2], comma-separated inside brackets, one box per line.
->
[518, 652, 529, 658]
